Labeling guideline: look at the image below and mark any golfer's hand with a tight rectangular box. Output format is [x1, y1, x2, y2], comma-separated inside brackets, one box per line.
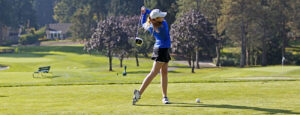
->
[141, 6, 146, 14]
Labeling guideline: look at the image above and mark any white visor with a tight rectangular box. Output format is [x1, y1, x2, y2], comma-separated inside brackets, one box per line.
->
[150, 9, 167, 19]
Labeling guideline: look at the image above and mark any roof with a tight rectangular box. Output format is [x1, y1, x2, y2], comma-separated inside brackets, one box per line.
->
[46, 23, 72, 34]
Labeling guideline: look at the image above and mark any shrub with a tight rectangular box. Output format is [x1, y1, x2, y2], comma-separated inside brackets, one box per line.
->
[286, 53, 300, 65]
[214, 52, 240, 66]
[0, 47, 15, 53]
[19, 27, 46, 45]
[0, 40, 18, 46]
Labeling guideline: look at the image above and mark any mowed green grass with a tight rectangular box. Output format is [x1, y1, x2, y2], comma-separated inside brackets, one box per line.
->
[0, 81, 300, 114]
[0, 45, 300, 114]
[0, 46, 300, 87]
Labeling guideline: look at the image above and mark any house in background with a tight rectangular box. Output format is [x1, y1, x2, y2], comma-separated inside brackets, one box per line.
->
[0, 26, 19, 45]
[46, 23, 72, 40]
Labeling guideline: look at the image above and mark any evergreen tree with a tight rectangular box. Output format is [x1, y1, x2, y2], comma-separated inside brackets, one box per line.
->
[53, 0, 89, 23]
[0, 0, 36, 44]
[221, 0, 257, 67]
[70, 5, 95, 41]
[12, 0, 37, 27]
[34, 0, 56, 27]
[145, 0, 178, 26]
[109, 0, 143, 16]
[0, 0, 13, 43]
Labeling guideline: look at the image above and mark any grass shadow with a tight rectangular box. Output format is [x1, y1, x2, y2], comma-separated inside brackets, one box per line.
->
[0, 53, 55, 58]
[127, 71, 180, 74]
[127, 71, 150, 74]
[136, 102, 300, 114]
[18, 46, 86, 54]
[33, 75, 61, 79]
[169, 66, 191, 69]
[44, 75, 61, 79]
[0, 95, 8, 97]
[0, 46, 87, 58]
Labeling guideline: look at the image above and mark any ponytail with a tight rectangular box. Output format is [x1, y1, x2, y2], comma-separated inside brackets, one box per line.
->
[143, 16, 162, 33]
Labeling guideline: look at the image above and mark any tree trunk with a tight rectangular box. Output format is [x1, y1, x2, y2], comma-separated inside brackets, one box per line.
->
[0, 25, 2, 44]
[240, 19, 246, 68]
[246, 47, 248, 66]
[108, 47, 113, 71]
[188, 57, 191, 67]
[249, 46, 252, 66]
[135, 51, 139, 67]
[282, 36, 286, 58]
[254, 52, 257, 66]
[216, 42, 221, 67]
[280, 7, 287, 59]
[196, 50, 200, 69]
[245, 19, 249, 67]
[191, 54, 195, 73]
[120, 54, 124, 67]
[215, 16, 221, 67]
[0, 25, 2, 38]
[281, 23, 286, 58]
[239, 0, 247, 68]
[262, 26, 267, 66]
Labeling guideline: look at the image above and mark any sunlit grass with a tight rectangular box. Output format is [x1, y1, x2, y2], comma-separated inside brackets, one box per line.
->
[0, 45, 300, 114]
[0, 46, 299, 87]
[222, 47, 240, 54]
[0, 81, 299, 114]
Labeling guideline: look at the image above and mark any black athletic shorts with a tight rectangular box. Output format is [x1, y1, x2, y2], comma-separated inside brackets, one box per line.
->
[151, 47, 171, 63]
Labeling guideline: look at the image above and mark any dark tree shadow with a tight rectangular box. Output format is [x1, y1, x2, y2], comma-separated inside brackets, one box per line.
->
[0, 95, 8, 97]
[127, 71, 180, 74]
[33, 75, 61, 79]
[0, 53, 56, 58]
[43, 75, 61, 79]
[169, 66, 191, 69]
[19, 46, 86, 54]
[136, 102, 300, 114]
[126, 71, 150, 74]
[0, 46, 86, 58]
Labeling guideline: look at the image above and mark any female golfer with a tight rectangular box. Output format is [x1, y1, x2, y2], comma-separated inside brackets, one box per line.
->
[133, 6, 171, 105]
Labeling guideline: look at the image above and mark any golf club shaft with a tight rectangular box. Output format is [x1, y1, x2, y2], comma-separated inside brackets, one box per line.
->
[135, 13, 142, 38]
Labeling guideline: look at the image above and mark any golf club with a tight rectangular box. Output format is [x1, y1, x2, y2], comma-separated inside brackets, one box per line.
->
[135, 11, 144, 46]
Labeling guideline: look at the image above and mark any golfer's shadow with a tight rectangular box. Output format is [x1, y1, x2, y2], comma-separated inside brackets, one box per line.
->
[136, 102, 300, 114]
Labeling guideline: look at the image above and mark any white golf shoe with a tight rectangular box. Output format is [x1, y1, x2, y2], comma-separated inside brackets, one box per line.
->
[162, 97, 170, 104]
[132, 89, 141, 105]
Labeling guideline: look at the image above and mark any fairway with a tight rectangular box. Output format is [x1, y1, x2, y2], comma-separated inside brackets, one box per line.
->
[1, 81, 300, 114]
[1, 0, 300, 114]
[1, 46, 300, 114]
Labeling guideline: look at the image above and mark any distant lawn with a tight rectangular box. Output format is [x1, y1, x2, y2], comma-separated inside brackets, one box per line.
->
[15, 45, 86, 54]
[0, 45, 300, 114]
[0, 47, 14, 50]
[0, 45, 299, 87]
[40, 39, 74, 43]
[222, 47, 240, 54]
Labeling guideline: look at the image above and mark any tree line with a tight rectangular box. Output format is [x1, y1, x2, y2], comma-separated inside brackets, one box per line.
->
[0, 0, 56, 45]
[83, 0, 300, 71]
[1, 0, 300, 72]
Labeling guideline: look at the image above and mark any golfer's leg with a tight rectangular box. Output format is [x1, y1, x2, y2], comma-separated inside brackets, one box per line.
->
[161, 63, 168, 97]
[139, 61, 164, 95]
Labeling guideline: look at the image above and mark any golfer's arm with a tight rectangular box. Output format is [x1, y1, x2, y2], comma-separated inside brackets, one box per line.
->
[141, 9, 151, 25]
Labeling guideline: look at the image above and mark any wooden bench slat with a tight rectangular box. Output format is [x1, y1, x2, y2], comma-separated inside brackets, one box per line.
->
[33, 66, 52, 78]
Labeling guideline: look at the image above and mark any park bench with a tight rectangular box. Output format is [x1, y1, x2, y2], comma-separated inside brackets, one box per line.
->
[0, 49, 15, 54]
[32, 66, 53, 78]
